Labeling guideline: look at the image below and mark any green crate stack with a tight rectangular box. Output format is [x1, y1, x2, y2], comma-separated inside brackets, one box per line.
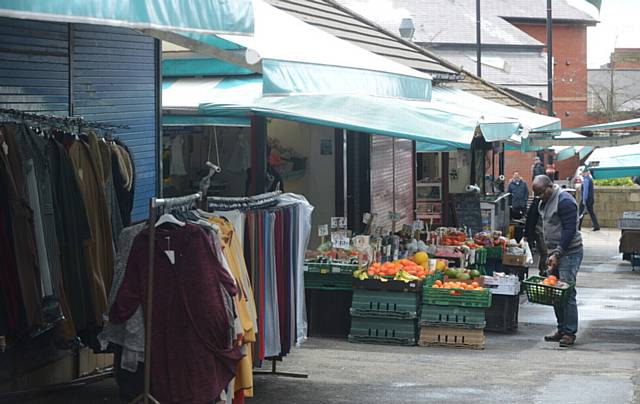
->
[304, 272, 353, 291]
[420, 285, 491, 349]
[348, 288, 420, 346]
[472, 248, 488, 275]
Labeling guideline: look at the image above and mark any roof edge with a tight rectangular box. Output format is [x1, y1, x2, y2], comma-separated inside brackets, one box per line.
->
[323, 0, 536, 111]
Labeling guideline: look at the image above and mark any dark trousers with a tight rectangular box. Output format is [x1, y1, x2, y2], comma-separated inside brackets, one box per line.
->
[579, 202, 600, 230]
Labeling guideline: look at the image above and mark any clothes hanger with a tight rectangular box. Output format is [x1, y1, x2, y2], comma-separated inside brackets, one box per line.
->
[155, 212, 185, 228]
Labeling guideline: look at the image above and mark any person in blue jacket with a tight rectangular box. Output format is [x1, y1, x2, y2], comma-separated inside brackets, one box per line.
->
[579, 169, 600, 231]
[508, 171, 529, 219]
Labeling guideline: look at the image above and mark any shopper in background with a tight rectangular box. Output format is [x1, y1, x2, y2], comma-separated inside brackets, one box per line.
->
[508, 171, 528, 220]
[532, 175, 583, 347]
[579, 170, 600, 231]
[532, 156, 545, 180]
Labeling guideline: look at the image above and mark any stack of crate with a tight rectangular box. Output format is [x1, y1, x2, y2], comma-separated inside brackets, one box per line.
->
[419, 284, 492, 349]
[348, 280, 422, 346]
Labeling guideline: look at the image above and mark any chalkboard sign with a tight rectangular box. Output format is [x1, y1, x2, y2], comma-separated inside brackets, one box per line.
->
[451, 192, 483, 235]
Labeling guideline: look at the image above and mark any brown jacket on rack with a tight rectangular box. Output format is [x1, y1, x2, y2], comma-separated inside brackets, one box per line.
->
[68, 133, 115, 324]
[0, 124, 43, 329]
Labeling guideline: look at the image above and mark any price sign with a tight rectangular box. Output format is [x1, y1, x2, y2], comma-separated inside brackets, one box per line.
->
[413, 220, 425, 231]
[318, 224, 329, 237]
[331, 217, 348, 230]
[331, 230, 350, 249]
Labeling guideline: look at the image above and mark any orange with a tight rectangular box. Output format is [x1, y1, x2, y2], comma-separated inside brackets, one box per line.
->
[471, 282, 479, 288]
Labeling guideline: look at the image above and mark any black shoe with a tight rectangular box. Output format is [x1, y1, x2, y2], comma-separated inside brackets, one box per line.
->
[559, 335, 576, 347]
[593, 227, 600, 231]
[544, 331, 563, 342]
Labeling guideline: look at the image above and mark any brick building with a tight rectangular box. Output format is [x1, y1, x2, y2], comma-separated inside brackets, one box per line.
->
[340, 0, 599, 181]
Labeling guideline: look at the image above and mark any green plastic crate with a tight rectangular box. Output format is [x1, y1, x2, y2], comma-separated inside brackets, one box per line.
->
[350, 289, 420, 319]
[304, 272, 353, 291]
[423, 287, 492, 308]
[422, 272, 445, 287]
[474, 248, 487, 265]
[485, 246, 503, 259]
[420, 304, 486, 329]
[304, 262, 359, 275]
[523, 276, 575, 306]
[348, 315, 417, 346]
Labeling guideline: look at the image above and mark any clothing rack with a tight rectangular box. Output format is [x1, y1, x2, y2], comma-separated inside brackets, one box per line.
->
[132, 192, 202, 404]
[207, 190, 282, 211]
[0, 108, 130, 130]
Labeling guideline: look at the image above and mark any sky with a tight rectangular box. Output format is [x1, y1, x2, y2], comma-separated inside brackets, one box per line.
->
[586, 0, 640, 68]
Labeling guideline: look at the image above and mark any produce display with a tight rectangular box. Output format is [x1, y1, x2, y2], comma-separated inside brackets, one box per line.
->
[473, 231, 508, 248]
[431, 280, 484, 291]
[532, 275, 570, 289]
[443, 267, 481, 281]
[353, 252, 431, 282]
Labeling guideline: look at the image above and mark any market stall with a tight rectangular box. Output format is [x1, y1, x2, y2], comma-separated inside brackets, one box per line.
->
[302, 217, 529, 346]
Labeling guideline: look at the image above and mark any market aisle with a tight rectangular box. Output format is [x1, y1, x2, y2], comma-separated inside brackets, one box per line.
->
[252, 229, 640, 404]
[17, 231, 640, 403]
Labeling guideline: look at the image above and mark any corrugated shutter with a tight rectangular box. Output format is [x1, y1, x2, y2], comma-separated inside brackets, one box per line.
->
[0, 18, 69, 114]
[394, 138, 414, 229]
[72, 24, 157, 221]
[370, 135, 414, 233]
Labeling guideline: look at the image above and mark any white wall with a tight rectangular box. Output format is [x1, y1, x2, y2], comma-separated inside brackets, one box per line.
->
[268, 119, 335, 247]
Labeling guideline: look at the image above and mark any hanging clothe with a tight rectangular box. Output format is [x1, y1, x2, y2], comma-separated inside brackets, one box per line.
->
[110, 223, 242, 404]
[47, 137, 95, 333]
[68, 134, 115, 325]
[169, 136, 187, 176]
[0, 124, 42, 331]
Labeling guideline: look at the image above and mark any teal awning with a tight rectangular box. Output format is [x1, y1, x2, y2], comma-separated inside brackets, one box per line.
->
[531, 117, 640, 133]
[585, 144, 640, 179]
[0, 0, 254, 34]
[212, 0, 432, 101]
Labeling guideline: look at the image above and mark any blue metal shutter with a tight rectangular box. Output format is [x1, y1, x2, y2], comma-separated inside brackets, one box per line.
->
[72, 24, 158, 221]
[0, 18, 69, 114]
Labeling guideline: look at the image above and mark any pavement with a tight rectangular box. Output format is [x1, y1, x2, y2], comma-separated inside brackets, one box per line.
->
[16, 229, 640, 404]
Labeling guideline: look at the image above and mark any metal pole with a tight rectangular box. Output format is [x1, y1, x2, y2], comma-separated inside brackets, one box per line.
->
[343, 129, 348, 222]
[476, 0, 482, 77]
[547, 0, 554, 116]
[143, 198, 157, 404]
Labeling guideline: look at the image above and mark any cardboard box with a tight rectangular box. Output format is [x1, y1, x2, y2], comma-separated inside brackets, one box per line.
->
[502, 253, 526, 267]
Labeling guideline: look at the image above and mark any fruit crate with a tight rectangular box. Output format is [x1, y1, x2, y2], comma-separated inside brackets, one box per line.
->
[304, 272, 353, 291]
[423, 287, 492, 308]
[422, 271, 445, 287]
[418, 326, 485, 349]
[350, 289, 420, 319]
[420, 305, 486, 329]
[523, 276, 575, 306]
[485, 294, 519, 333]
[304, 261, 359, 275]
[485, 246, 503, 259]
[348, 315, 417, 346]
[352, 278, 423, 293]
[474, 248, 488, 266]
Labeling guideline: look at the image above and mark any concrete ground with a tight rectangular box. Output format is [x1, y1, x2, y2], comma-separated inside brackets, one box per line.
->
[16, 229, 640, 404]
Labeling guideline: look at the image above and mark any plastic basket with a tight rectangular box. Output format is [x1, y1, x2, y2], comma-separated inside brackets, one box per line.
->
[420, 305, 486, 329]
[523, 276, 575, 306]
[349, 316, 417, 346]
[304, 272, 353, 291]
[423, 287, 492, 308]
[350, 289, 420, 319]
[422, 272, 445, 287]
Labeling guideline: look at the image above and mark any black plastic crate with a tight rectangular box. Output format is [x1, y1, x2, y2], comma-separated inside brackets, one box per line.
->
[485, 294, 519, 333]
[306, 289, 353, 338]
